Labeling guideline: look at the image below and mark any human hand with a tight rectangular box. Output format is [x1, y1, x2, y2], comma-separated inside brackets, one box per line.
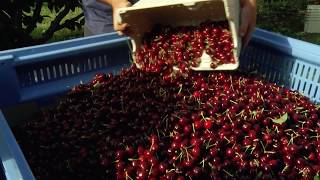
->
[239, 0, 257, 47]
[111, 0, 132, 35]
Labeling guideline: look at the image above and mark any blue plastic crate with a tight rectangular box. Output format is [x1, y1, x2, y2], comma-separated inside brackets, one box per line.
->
[0, 29, 319, 180]
[0, 156, 6, 180]
[0, 32, 131, 109]
[241, 29, 320, 103]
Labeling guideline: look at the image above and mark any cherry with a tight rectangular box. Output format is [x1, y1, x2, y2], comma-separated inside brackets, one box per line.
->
[192, 167, 202, 177]
[242, 123, 251, 132]
[158, 162, 168, 173]
[204, 120, 213, 129]
[183, 125, 192, 135]
[284, 154, 293, 165]
[192, 146, 201, 158]
[248, 130, 257, 140]
[194, 121, 203, 130]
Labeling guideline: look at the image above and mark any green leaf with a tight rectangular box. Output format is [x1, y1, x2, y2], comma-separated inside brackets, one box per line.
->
[314, 175, 320, 180]
[272, 113, 288, 124]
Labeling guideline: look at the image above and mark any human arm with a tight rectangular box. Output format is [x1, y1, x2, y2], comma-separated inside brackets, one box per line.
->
[98, 0, 132, 35]
[239, 0, 257, 47]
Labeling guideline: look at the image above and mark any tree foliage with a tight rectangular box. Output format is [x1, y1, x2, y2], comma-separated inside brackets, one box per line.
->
[0, 0, 84, 50]
[257, 0, 307, 36]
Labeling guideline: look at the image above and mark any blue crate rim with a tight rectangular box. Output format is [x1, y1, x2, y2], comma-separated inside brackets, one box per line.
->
[252, 28, 320, 66]
[0, 32, 122, 55]
[14, 37, 130, 66]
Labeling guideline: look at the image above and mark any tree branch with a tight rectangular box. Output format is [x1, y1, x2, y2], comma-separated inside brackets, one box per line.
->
[25, 0, 43, 34]
[40, 5, 71, 42]
[55, 12, 84, 32]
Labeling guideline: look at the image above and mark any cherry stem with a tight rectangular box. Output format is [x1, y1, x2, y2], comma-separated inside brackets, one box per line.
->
[229, 100, 238, 104]
[224, 137, 230, 144]
[274, 126, 279, 134]
[250, 145, 256, 154]
[192, 123, 195, 133]
[281, 165, 289, 173]
[254, 159, 260, 167]
[125, 171, 133, 180]
[260, 141, 266, 153]
[178, 84, 183, 94]
[177, 150, 184, 162]
[222, 169, 234, 177]
[200, 158, 205, 168]
[229, 76, 234, 91]
[148, 165, 153, 176]
[128, 158, 139, 161]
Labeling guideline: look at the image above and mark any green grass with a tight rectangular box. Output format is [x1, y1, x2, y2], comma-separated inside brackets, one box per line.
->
[31, 4, 83, 42]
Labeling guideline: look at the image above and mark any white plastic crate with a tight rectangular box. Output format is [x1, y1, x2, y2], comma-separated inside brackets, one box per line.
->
[117, 0, 241, 71]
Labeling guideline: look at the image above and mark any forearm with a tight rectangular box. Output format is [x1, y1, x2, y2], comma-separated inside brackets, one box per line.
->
[241, 0, 256, 9]
[98, 0, 131, 8]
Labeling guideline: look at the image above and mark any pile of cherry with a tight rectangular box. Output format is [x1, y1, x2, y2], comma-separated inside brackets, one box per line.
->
[113, 69, 320, 180]
[14, 65, 320, 180]
[135, 21, 235, 73]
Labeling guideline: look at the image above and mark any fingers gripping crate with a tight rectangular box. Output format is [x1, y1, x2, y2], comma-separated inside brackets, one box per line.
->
[117, 0, 241, 70]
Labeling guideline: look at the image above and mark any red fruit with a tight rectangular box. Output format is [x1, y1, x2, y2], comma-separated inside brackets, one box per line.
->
[150, 144, 159, 152]
[179, 117, 188, 126]
[284, 154, 293, 165]
[192, 167, 202, 177]
[126, 146, 134, 156]
[184, 125, 192, 135]
[137, 146, 145, 155]
[183, 160, 193, 167]
[310, 113, 318, 121]
[192, 146, 201, 158]
[289, 144, 298, 154]
[248, 130, 257, 140]
[308, 152, 317, 161]
[296, 158, 306, 169]
[191, 138, 201, 147]
[158, 162, 168, 173]
[268, 159, 279, 168]
[194, 121, 203, 130]
[226, 148, 234, 158]
[193, 91, 201, 99]
[136, 170, 147, 179]
[242, 138, 252, 146]
[171, 141, 180, 150]
[210, 147, 218, 157]
[204, 120, 213, 129]
[116, 162, 125, 170]
[242, 123, 251, 132]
